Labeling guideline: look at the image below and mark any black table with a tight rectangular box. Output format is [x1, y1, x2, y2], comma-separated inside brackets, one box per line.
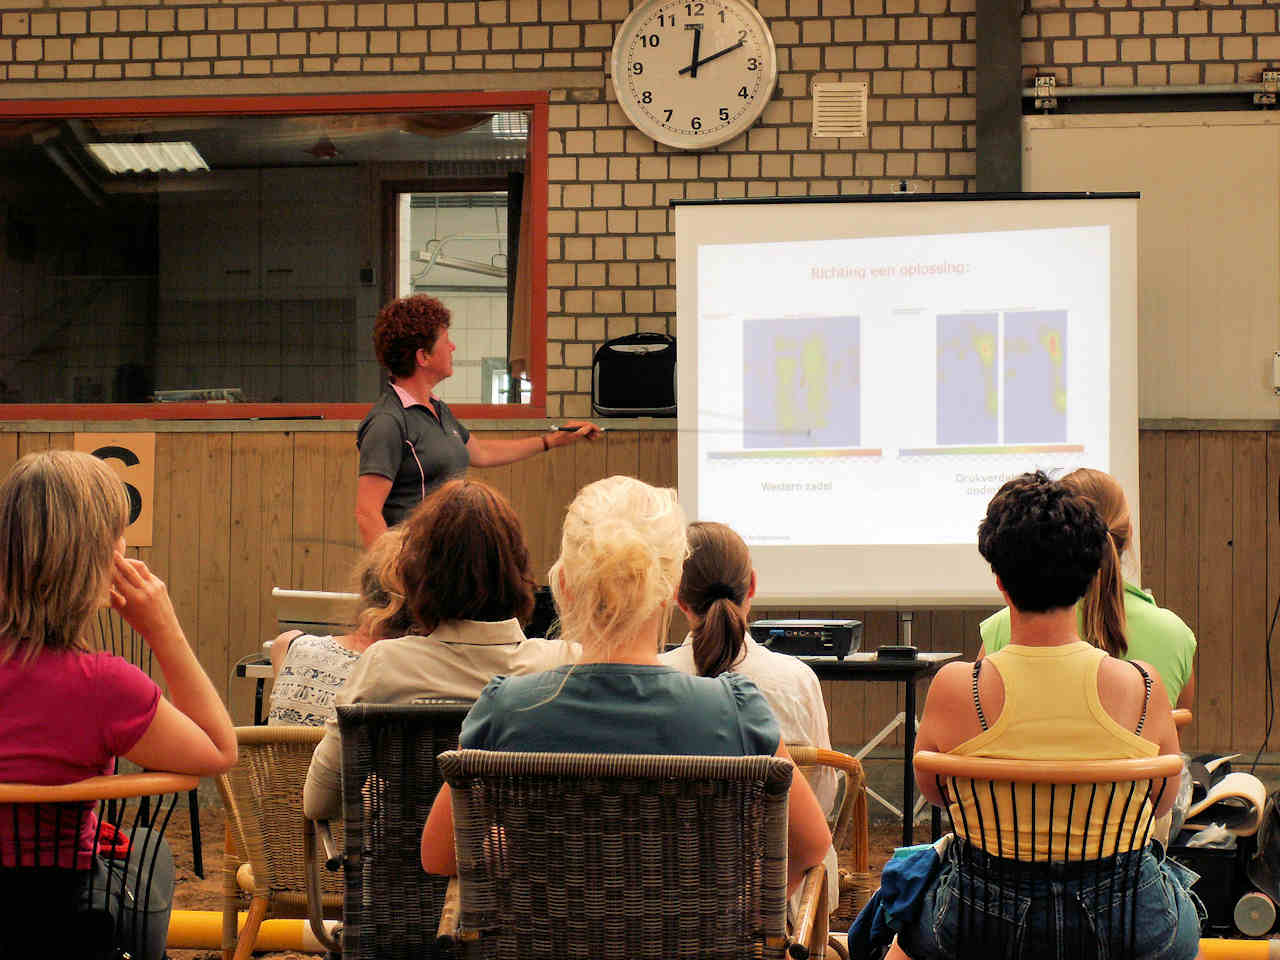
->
[234, 654, 274, 725]
[801, 651, 961, 846]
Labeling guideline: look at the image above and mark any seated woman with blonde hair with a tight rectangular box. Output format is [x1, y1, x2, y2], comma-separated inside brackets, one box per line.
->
[421, 476, 831, 897]
[303, 477, 570, 820]
[267, 528, 412, 726]
[0, 451, 237, 960]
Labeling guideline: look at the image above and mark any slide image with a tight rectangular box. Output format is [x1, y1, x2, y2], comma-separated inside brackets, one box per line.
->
[742, 316, 861, 450]
[1005, 310, 1067, 443]
[936, 312, 999, 445]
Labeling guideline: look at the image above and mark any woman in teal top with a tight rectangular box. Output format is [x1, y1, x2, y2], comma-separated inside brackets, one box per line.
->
[979, 468, 1196, 709]
[419, 476, 832, 895]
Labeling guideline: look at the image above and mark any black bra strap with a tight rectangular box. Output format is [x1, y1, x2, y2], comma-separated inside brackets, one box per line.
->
[972, 659, 989, 732]
[1131, 660, 1153, 736]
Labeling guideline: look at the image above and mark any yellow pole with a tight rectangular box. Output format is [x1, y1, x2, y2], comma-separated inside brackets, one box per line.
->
[1198, 939, 1280, 960]
[167, 909, 338, 952]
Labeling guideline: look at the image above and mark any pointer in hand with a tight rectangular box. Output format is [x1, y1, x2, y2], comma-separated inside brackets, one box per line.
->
[677, 37, 745, 76]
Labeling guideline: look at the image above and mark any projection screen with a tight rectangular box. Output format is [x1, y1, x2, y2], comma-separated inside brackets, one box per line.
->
[674, 194, 1140, 606]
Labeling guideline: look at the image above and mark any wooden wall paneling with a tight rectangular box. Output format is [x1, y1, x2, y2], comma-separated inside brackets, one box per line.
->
[1139, 430, 1167, 602]
[291, 433, 330, 590]
[503, 433, 553, 583]
[165, 433, 205, 682]
[48, 433, 74, 451]
[1198, 433, 1234, 751]
[471, 431, 515, 502]
[17, 433, 49, 456]
[605, 430, 640, 481]
[1232, 432, 1268, 751]
[1164, 431, 1200, 746]
[539, 433, 579, 584]
[0, 433, 18, 477]
[1266, 432, 1280, 754]
[227, 433, 294, 724]
[572, 430, 608, 496]
[640, 429, 677, 490]
[196, 434, 233, 704]
[320, 433, 359, 592]
[136, 434, 174, 685]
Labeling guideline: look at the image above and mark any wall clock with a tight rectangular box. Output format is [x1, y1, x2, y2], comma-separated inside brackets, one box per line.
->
[610, 0, 778, 151]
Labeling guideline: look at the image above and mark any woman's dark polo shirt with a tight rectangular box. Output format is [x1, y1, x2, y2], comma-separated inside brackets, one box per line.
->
[356, 387, 471, 527]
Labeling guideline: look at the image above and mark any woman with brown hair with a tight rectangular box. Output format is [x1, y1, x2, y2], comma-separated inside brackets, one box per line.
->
[978, 467, 1196, 708]
[355, 294, 600, 547]
[304, 478, 570, 819]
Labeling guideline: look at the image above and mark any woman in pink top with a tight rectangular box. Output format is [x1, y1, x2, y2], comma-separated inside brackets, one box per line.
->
[0, 451, 237, 959]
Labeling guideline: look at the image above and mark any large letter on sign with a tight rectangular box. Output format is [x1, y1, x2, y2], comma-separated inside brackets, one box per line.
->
[73, 433, 155, 547]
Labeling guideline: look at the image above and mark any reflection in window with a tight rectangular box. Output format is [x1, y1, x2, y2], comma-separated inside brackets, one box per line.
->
[0, 112, 531, 405]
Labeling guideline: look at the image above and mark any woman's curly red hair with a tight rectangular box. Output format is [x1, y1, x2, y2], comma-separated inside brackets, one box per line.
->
[372, 295, 452, 378]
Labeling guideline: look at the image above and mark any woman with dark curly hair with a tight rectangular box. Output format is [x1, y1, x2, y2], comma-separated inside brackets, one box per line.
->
[356, 294, 600, 547]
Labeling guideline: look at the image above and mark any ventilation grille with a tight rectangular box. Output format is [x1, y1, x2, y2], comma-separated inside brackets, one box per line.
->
[811, 82, 869, 139]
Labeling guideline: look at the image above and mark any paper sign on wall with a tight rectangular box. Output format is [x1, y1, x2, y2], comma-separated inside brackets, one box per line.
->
[73, 433, 155, 547]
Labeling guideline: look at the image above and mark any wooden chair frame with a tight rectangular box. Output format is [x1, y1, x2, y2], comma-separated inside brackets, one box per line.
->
[788, 745, 870, 925]
[215, 725, 342, 960]
[914, 751, 1186, 960]
[0, 771, 198, 960]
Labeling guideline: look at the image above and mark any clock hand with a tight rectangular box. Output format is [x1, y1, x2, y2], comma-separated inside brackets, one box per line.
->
[676, 37, 745, 75]
[685, 24, 702, 79]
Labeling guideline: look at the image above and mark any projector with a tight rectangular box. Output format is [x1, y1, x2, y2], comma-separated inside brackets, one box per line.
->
[750, 619, 862, 660]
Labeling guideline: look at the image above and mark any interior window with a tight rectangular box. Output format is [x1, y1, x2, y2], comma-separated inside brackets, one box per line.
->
[0, 108, 535, 408]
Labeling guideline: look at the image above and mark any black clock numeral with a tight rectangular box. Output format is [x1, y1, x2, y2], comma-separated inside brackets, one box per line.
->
[657, 13, 676, 25]
[632, 62, 644, 74]
[640, 33, 660, 46]
[737, 86, 749, 98]
[663, 109, 673, 122]
[691, 116, 702, 130]
[747, 57, 758, 70]
[718, 107, 729, 121]
[684, 2, 703, 14]
[718, 8, 726, 20]
[738, 29, 747, 40]
[642, 90, 653, 103]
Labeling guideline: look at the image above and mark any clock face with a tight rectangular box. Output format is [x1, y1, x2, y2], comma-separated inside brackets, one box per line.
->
[611, 0, 778, 150]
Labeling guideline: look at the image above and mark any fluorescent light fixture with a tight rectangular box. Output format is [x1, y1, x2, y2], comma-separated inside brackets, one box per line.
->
[489, 113, 528, 140]
[87, 141, 209, 175]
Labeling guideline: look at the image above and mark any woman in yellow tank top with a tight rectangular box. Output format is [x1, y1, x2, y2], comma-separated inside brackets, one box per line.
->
[884, 472, 1202, 960]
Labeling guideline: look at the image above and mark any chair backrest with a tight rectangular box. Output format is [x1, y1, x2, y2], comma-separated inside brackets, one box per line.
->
[272, 587, 359, 635]
[915, 751, 1185, 960]
[337, 701, 471, 960]
[94, 608, 152, 678]
[0, 771, 198, 960]
[218, 726, 343, 903]
[439, 750, 796, 960]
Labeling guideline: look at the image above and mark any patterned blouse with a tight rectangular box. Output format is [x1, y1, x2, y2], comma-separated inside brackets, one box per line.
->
[267, 634, 361, 727]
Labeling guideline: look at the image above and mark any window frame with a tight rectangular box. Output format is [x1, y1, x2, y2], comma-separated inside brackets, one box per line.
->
[0, 90, 550, 420]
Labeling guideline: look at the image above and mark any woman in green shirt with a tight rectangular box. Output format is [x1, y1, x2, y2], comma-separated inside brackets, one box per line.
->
[978, 467, 1196, 709]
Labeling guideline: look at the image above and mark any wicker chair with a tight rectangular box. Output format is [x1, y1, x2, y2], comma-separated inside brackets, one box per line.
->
[914, 751, 1185, 959]
[310, 701, 470, 960]
[216, 725, 343, 960]
[95, 607, 204, 878]
[436, 750, 829, 960]
[0, 771, 198, 960]
[789, 745, 870, 926]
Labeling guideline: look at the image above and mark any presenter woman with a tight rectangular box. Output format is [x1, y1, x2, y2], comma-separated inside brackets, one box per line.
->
[978, 467, 1196, 709]
[355, 294, 601, 547]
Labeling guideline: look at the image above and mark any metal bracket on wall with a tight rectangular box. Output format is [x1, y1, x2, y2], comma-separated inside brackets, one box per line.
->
[1256, 71, 1279, 108]
[1034, 74, 1058, 113]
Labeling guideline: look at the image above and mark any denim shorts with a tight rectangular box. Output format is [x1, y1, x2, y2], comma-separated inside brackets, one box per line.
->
[897, 839, 1203, 960]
